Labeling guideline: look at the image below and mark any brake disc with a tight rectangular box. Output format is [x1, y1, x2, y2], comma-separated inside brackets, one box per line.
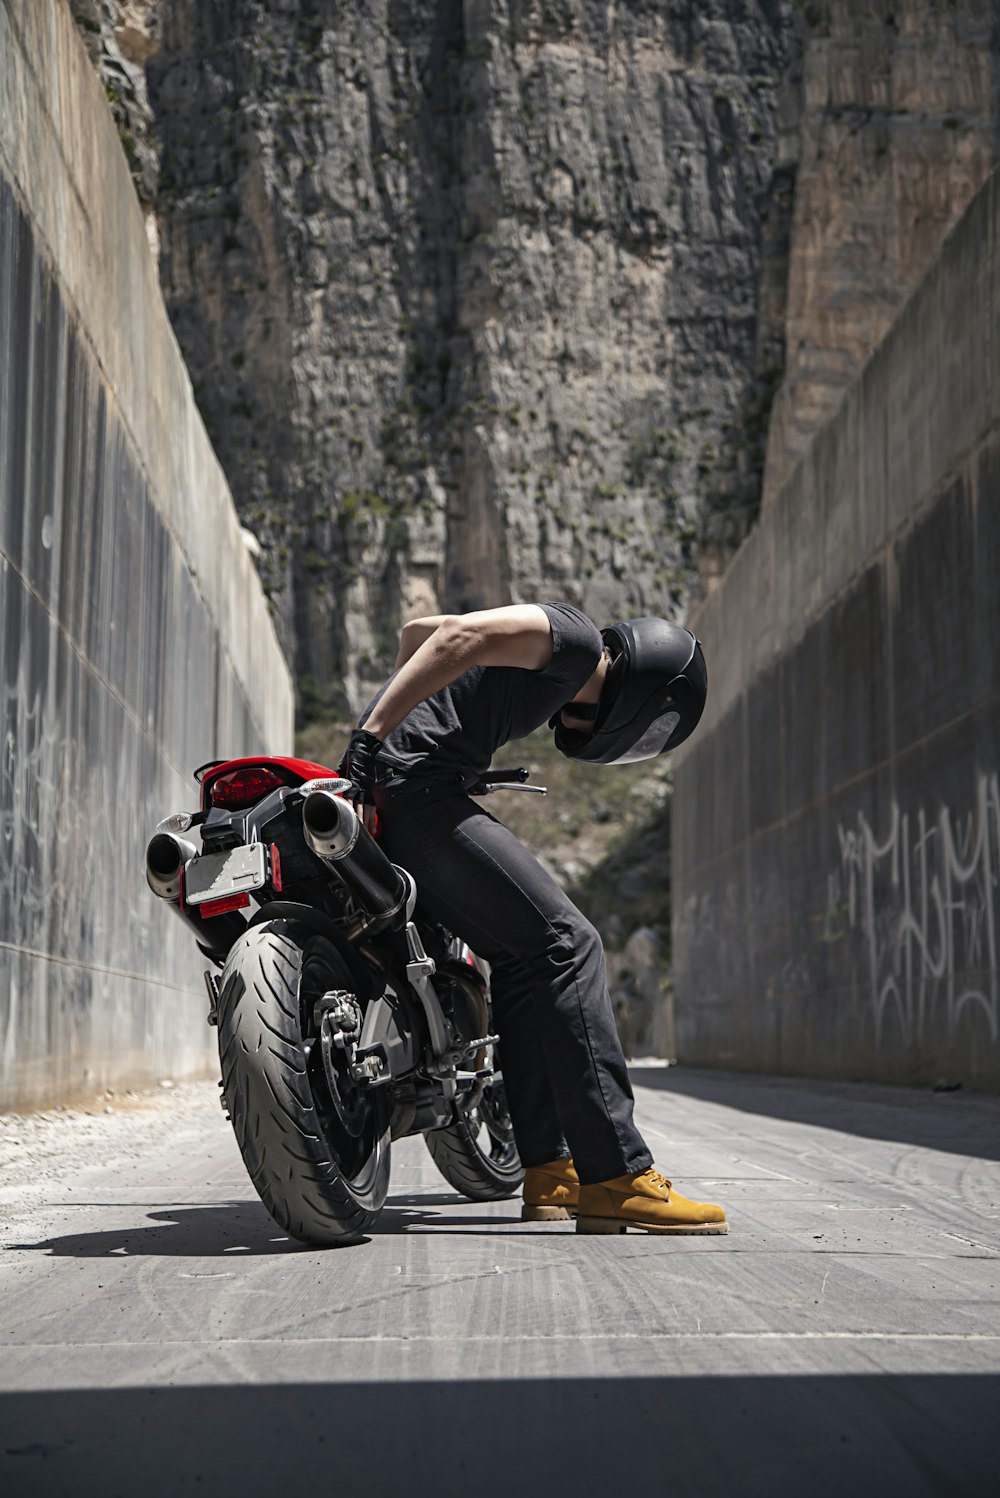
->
[317, 992, 368, 1138]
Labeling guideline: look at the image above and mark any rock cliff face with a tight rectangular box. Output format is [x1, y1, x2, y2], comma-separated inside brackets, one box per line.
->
[68, 1, 162, 252]
[142, 0, 797, 714]
[72, 1, 999, 717]
[762, 0, 1000, 504]
[65, 0, 1000, 1056]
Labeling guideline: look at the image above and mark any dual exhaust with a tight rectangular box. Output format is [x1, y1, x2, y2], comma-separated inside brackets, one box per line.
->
[145, 833, 198, 902]
[145, 787, 408, 951]
[145, 832, 247, 956]
[301, 789, 409, 926]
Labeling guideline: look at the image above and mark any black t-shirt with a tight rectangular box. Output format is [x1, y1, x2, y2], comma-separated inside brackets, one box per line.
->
[359, 602, 603, 788]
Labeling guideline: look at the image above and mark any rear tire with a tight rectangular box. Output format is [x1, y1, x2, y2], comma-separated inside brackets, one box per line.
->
[217, 920, 389, 1246]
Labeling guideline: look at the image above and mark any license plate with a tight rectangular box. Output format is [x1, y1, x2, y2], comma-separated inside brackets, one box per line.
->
[184, 844, 267, 905]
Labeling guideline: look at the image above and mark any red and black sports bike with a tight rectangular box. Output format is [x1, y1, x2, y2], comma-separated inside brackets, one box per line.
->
[145, 756, 544, 1244]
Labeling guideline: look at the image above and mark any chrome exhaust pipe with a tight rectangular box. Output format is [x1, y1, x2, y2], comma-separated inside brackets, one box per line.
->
[146, 832, 198, 900]
[145, 832, 247, 957]
[302, 789, 408, 925]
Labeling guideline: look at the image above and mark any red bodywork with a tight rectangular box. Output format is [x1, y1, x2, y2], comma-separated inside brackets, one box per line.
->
[197, 756, 340, 812]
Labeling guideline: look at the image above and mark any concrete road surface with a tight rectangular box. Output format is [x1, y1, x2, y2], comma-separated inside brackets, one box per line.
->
[1, 1065, 998, 1497]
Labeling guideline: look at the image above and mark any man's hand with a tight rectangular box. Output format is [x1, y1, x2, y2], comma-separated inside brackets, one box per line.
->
[344, 729, 383, 835]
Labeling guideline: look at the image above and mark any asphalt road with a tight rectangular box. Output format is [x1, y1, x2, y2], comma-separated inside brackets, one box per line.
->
[1, 1066, 998, 1497]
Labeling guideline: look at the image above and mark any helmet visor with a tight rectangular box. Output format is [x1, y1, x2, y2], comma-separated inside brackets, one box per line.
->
[604, 708, 681, 765]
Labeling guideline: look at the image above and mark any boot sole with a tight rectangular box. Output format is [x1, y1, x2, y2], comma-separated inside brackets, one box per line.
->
[521, 1204, 576, 1221]
[576, 1214, 729, 1236]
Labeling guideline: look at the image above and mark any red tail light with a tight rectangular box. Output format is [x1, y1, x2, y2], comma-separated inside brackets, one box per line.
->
[210, 766, 289, 810]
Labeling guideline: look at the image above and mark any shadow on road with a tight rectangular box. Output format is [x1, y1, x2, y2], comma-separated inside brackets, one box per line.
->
[4, 1204, 302, 1258]
[1, 1373, 997, 1496]
[377, 1203, 537, 1235]
[5, 1197, 547, 1257]
[633, 1065, 1000, 1161]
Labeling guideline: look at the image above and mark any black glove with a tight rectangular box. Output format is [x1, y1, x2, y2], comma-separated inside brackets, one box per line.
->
[344, 729, 385, 805]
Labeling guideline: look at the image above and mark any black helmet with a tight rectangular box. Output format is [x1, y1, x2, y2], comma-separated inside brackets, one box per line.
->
[552, 618, 707, 764]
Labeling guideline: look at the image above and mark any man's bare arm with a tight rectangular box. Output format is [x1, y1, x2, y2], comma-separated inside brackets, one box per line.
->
[367, 605, 553, 740]
[394, 615, 448, 669]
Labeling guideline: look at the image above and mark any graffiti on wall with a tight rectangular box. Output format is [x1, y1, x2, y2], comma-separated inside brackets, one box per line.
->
[827, 773, 1000, 1047]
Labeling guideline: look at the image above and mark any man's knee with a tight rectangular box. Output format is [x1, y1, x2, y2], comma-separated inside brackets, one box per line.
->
[552, 907, 603, 973]
[489, 908, 601, 987]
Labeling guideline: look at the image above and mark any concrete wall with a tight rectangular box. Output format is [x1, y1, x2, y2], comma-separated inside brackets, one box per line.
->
[672, 166, 1000, 1090]
[0, 0, 295, 1110]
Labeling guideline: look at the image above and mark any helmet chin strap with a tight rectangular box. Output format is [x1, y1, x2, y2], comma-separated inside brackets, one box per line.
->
[547, 699, 600, 729]
[548, 647, 612, 730]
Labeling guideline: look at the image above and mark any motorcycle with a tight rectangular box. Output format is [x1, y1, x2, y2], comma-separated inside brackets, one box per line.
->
[145, 755, 546, 1245]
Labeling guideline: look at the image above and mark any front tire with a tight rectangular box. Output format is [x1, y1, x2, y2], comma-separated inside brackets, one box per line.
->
[217, 920, 389, 1245]
[425, 1076, 524, 1201]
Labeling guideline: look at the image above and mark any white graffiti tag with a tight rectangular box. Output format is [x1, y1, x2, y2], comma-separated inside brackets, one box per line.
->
[828, 774, 1000, 1046]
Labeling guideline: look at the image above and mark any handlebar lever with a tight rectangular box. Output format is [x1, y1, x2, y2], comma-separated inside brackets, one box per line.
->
[471, 781, 547, 797]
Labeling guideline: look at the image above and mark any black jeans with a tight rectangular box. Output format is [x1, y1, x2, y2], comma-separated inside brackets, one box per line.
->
[377, 781, 653, 1185]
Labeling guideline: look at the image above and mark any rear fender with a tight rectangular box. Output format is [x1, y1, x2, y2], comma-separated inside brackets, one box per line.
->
[248, 900, 381, 1001]
[436, 956, 487, 989]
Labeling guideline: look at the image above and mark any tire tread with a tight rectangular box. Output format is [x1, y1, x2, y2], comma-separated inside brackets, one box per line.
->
[425, 1111, 523, 1202]
[217, 921, 388, 1245]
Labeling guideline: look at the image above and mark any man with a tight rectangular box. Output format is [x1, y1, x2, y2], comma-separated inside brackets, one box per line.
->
[344, 601, 728, 1235]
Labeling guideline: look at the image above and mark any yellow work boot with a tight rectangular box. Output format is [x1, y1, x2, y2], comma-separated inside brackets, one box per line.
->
[577, 1167, 728, 1235]
[521, 1156, 579, 1221]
